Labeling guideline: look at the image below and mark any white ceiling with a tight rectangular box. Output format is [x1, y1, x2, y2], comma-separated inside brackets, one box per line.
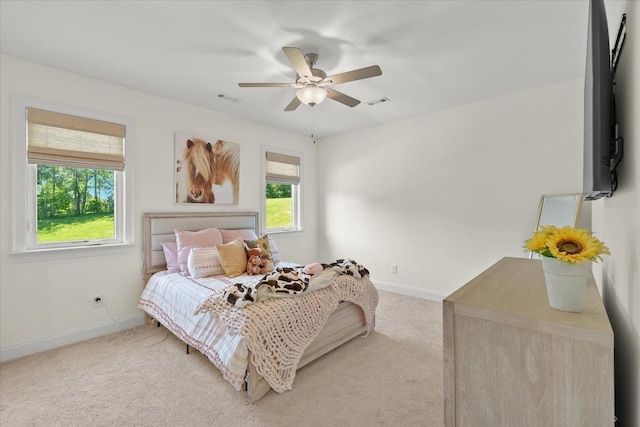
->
[0, 1, 589, 138]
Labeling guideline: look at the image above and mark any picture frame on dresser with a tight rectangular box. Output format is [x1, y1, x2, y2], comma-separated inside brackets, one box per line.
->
[529, 193, 583, 259]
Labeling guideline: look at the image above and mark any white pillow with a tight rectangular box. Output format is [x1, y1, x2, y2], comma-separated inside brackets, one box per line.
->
[187, 247, 224, 278]
[269, 237, 281, 264]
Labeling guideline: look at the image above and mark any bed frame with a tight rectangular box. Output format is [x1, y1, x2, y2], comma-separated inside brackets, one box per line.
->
[143, 211, 371, 402]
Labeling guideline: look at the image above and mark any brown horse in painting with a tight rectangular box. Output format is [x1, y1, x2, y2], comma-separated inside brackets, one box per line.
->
[212, 140, 240, 204]
[181, 138, 215, 203]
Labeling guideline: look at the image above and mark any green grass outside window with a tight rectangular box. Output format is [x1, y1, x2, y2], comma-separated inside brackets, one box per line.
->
[266, 197, 292, 229]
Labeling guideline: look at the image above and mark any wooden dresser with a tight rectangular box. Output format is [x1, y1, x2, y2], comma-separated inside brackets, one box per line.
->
[443, 257, 614, 426]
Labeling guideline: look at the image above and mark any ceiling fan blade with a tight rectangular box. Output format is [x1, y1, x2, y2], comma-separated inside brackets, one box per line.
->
[284, 96, 302, 111]
[238, 82, 298, 88]
[326, 88, 360, 107]
[325, 65, 382, 85]
[282, 47, 313, 80]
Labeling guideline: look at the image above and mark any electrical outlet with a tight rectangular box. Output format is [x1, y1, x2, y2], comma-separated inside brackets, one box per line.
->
[391, 264, 398, 274]
[92, 294, 103, 308]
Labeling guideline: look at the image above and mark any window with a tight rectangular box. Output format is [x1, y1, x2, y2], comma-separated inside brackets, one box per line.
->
[11, 96, 134, 258]
[262, 147, 301, 232]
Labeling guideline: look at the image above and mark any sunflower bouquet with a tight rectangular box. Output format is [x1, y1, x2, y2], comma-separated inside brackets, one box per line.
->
[524, 225, 610, 264]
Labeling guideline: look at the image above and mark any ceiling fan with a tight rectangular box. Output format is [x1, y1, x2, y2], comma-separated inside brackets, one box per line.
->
[238, 47, 382, 111]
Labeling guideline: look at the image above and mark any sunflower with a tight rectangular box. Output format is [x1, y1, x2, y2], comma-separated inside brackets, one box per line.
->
[524, 225, 610, 263]
[524, 225, 558, 255]
[546, 227, 610, 263]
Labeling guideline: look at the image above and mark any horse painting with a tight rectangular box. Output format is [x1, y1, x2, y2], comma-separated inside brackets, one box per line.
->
[175, 133, 240, 204]
[212, 140, 240, 204]
[177, 138, 215, 203]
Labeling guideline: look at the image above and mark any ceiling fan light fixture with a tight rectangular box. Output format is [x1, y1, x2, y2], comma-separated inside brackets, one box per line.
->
[239, 47, 382, 111]
[296, 86, 328, 107]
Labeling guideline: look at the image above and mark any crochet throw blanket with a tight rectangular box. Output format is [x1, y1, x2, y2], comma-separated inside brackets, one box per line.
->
[194, 268, 378, 394]
[224, 258, 370, 307]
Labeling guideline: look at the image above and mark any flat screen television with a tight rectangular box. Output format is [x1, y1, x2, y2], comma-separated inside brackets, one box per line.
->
[583, 0, 623, 201]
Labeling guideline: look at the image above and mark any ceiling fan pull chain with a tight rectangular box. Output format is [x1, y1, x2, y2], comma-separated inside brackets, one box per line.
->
[311, 109, 316, 143]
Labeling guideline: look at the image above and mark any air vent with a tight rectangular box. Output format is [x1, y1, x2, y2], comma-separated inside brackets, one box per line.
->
[217, 94, 241, 103]
[366, 97, 390, 106]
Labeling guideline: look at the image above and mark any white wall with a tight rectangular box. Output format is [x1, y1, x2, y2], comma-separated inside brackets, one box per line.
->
[596, 1, 639, 425]
[0, 54, 319, 360]
[319, 1, 639, 421]
[318, 79, 584, 299]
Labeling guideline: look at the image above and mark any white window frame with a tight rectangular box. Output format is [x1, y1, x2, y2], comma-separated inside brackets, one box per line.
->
[261, 145, 302, 234]
[10, 95, 135, 261]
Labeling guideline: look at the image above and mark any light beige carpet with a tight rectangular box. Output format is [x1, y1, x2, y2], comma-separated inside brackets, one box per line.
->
[0, 291, 443, 426]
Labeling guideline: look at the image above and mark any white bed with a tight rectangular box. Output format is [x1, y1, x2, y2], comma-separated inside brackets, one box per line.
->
[138, 212, 378, 402]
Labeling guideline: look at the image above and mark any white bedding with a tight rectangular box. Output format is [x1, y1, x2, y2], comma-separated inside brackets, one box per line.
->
[138, 270, 262, 389]
[138, 262, 378, 393]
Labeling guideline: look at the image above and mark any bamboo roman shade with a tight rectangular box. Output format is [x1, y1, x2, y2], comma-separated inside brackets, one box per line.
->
[266, 152, 300, 184]
[27, 107, 126, 171]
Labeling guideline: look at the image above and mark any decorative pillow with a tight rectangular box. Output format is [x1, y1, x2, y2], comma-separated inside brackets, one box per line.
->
[161, 241, 180, 273]
[220, 228, 258, 244]
[268, 237, 281, 264]
[244, 235, 272, 258]
[175, 228, 223, 274]
[187, 247, 224, 278]
[216, 238, 248, 277]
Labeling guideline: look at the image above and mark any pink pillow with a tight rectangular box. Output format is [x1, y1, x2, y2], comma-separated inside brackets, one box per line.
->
[175, 228, 223, 274]
[220, 228, 258, 243]
[161, 241, 179, 273]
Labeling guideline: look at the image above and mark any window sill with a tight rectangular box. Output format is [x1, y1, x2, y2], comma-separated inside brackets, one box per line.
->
[9, 242, 136, 263]
[264, 228, 304, 237]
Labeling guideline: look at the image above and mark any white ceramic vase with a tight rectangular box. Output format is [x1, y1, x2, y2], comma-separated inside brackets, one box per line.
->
[541, 257, 590, 312]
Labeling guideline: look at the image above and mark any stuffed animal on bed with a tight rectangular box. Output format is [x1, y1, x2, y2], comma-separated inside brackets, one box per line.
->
[303, 262, 324, 275]
[246, 247, 274, 275]
[246, 248, 264, 275]
[260, 255, 275, 273]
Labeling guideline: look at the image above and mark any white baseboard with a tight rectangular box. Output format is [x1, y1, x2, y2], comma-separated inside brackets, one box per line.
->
[372, 280, 447, 302]
[1, 284, 442, 362]
[0, 314, 145, 363]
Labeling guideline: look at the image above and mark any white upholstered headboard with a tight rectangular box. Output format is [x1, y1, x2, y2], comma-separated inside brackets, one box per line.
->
[143, 211, 259, 276]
